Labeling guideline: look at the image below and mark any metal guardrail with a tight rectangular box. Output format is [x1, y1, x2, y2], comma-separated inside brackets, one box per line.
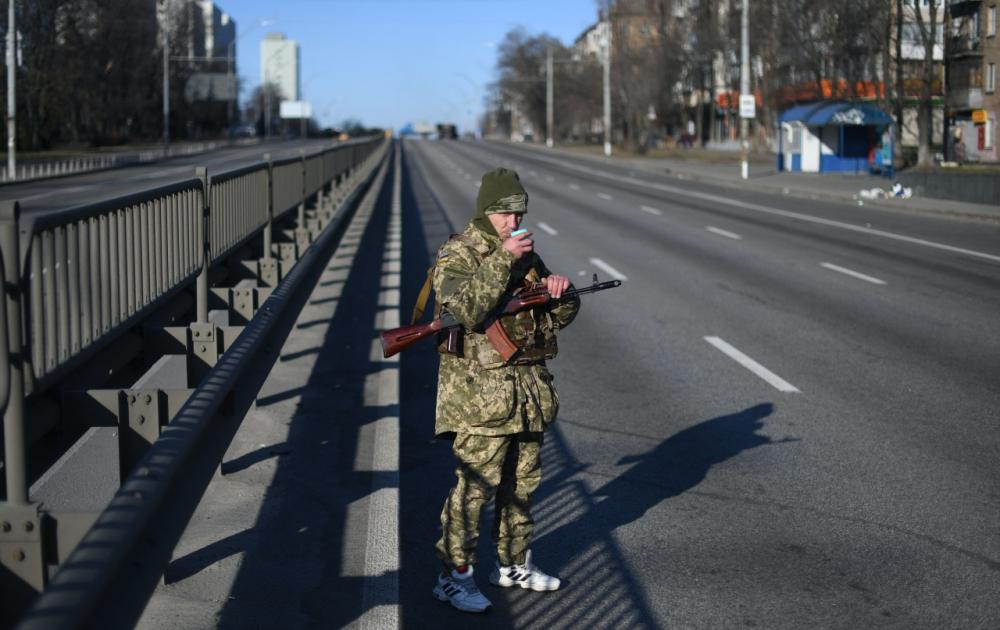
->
[271, 156, 307, 219]
[14, 138, 392, 630]
[0, 136, 385, 625]
[209, 163, 270, 262]
[22, 180, 205, 393]
[0, 138, 263, 185]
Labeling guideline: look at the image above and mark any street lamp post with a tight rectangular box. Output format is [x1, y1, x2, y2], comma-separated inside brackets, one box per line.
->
[6, 0, 16, 177]
[739, 0, 750, 180]
[546, 47, 554, 147]
[602, 27, 612, 157]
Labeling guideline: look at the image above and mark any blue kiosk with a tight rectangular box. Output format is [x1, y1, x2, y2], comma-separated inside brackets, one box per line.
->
[777, 102, 894, 177]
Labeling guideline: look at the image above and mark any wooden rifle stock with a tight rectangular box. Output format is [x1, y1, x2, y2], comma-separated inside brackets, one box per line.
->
[379, 318, 446, 358]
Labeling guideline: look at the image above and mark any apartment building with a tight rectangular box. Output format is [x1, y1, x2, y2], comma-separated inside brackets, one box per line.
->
[948, 0, 998, 161]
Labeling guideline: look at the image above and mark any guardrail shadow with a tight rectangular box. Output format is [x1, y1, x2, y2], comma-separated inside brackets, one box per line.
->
[155, 155, 398, 628]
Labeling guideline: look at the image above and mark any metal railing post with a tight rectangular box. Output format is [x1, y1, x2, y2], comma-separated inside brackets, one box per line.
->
[263, 154, 273, 260]
[195, 167, 209, 324]
[1, 201, 26, 505]
[297, 150, 306, 228]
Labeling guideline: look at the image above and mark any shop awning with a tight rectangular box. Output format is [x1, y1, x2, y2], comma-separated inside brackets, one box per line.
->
[779, 102, 893, 126]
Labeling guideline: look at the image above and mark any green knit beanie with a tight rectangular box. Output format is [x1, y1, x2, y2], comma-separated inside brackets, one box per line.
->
[472, 168, 528, 236]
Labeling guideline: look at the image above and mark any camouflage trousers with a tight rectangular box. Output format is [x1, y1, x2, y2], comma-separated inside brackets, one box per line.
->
[435, 431, 543, 569]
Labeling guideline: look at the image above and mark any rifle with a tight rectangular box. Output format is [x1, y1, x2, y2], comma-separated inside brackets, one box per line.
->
[379, 274, 622, 359]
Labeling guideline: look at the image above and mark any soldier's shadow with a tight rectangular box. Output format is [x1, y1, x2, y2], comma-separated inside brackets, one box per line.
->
[537, 403, 791, 569]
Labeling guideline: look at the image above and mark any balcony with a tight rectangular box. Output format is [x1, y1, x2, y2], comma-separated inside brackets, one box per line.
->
[949, 0, 983, 17]
[948, 87, 984, 110]
[948, 35, 983, 56]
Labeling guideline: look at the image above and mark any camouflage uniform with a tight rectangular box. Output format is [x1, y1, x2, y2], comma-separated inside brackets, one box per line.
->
[433, 169, 579, 569]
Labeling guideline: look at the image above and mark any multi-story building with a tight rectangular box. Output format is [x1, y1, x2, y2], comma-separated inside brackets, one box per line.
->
[947, 0, 998, 161]
[888, 0, 946, 150]
[158, 0, 235, 63]
[260, 33, 300, 102]
[573, 20, 610, 59]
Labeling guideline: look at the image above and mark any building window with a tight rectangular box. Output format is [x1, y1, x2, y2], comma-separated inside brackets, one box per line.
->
[988, 62, 997, 93]
[989, 6, 997, 37]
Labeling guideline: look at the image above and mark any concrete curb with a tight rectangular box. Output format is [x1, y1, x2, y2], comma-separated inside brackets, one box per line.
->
[493, 140, 1000, 224]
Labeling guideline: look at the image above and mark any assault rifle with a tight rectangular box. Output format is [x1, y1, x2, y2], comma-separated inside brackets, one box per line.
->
[379, 274, 622, 359]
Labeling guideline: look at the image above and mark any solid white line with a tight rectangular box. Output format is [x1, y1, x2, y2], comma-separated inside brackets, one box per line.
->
[589, 257, 628, 281]
[536, 222, 558, 236]
[704, 336, 800, 393]
[358, 145, 401, 630]
[820, 262, 887, 285]
[639, 205, 662, 216]
[499, 149, 1000, 264]
[597, 192, 613, 201]
[706, 226, 742, 240]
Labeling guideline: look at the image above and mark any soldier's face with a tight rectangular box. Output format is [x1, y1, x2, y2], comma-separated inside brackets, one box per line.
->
[488, 212, 522, 238]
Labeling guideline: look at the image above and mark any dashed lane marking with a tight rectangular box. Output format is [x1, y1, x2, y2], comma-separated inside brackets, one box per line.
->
[639, 205, 662, 216]
[536, 222, 558, 236]
[589, 257, 628, 281]
[704, 336, 800, 393]
[597, 192, 613, 201]
[820, 262, 887, 285]
[706, 226, 742, 240]
[495, 150, 1000, 264]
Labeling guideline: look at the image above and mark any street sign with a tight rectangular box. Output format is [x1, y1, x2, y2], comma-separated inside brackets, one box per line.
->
[280, 101, 313, 119]
[183, 74, 236, 103]
[739, 94, 756, 119]
[972, 109, 988, 124]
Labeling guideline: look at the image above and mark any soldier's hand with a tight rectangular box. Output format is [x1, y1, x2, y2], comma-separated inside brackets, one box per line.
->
[503, 231, 533, 260]
[542, 274, 570, 299]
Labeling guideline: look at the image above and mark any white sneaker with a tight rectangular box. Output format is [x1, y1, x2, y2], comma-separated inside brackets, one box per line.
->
[489, 550, 561, 591]
[433, 565, 493, 613]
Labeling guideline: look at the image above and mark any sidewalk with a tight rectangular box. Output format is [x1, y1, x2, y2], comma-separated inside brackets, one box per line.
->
[515, 142, 1000, 222]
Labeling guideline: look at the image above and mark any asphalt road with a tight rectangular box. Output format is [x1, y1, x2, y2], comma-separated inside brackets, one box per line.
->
[395, 138, 1000, 629]
[129, 137, 999, 629]
[0, 138, 336, 216]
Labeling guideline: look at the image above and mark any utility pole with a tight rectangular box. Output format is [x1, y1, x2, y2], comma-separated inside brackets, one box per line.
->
[546, 47, 554, 148]
[163, 16, 170, 149]
[602, 27, 612, 157]
[739, 0, 750, 180]
[227, 41, 234, 132]
[6, 0, 16, 178]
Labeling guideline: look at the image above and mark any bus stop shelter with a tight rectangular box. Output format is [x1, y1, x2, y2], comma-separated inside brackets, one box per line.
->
[777, 102, 894, 176]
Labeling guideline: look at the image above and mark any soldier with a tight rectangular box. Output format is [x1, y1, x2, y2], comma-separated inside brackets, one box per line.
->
[430, 167, 580, 613]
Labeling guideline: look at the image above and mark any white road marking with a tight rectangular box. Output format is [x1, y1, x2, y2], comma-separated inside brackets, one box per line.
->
[639, 205, 662, 216]
[569, 183, 581, 191]
[706, 226, 742, 240]
[704, 336, 800, 393]
[503, 150, 1000, 264]
[529, 170, 538, 177]
[536, 222, 558, 236]
[589, 257, 628, 281]
[357, 145, 401, 629]
[820, 262, 887, 285]
[597, 192, 613, 201]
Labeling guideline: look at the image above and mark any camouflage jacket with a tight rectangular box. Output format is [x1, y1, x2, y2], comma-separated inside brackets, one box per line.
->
[433, 224, 580, 437]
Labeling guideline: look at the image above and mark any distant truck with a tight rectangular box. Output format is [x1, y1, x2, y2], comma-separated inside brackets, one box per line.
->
[436, 123, 458, 140]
